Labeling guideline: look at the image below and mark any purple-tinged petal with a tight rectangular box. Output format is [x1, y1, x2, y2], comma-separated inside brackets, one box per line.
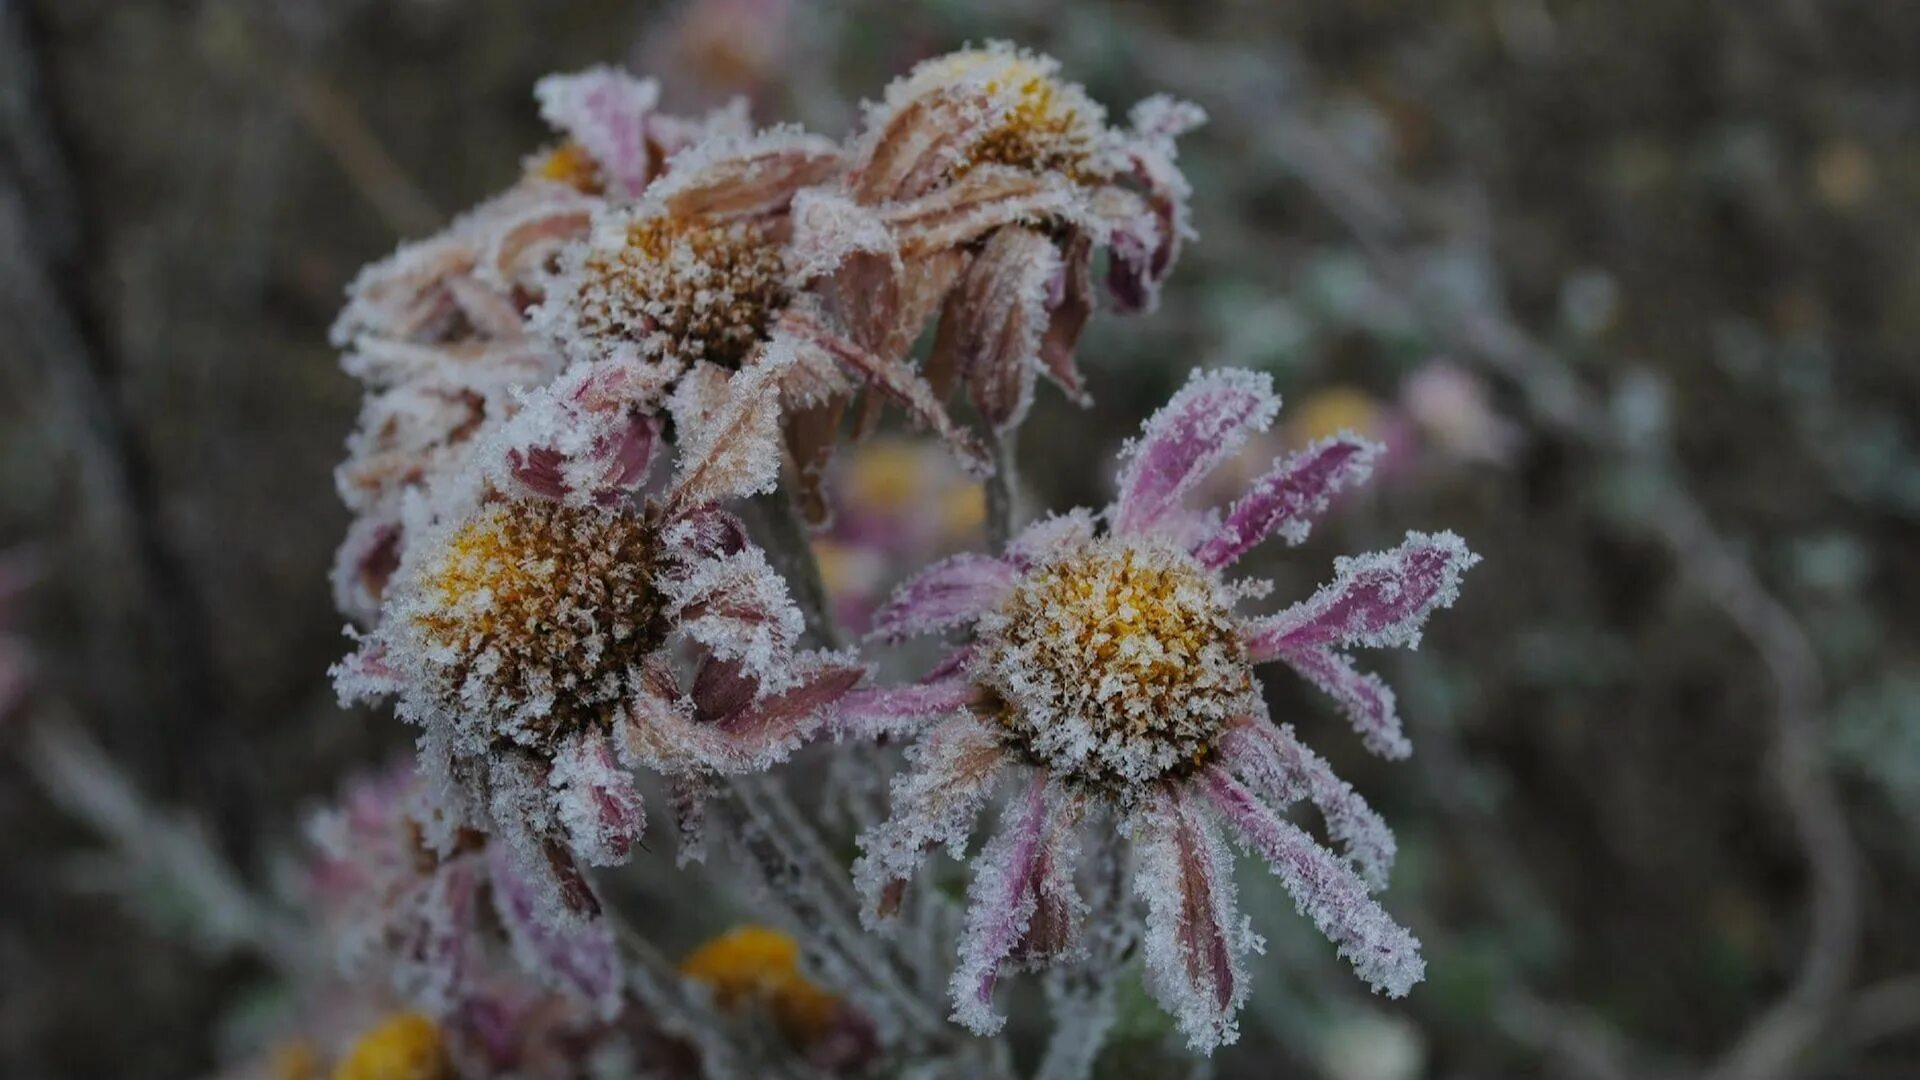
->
[331, 637, 401, 705]
[830, 676, 982, 741]
[1269, 645, 1408, 760]
[487, 846, 626, 1020]
[655, 540, 806, 694]
[870, 553, 1019, 643]
[1201, 768, 1424, 999]
[1245, 530, 1479, 656]
[1112, 368, 1280, 536]
[1217, 717, 1396, 890]
[1036, 229, 1095, 404]
[852, 715, 1011, 925]
[622, 655, 859, 775]
[1193, 435, 1381, 569]
[925, 226, 1062, 432]
[391, 856, 483, 1016]
[1104, 96, 1204, 314]
[666, 345, 793, 509]
[949, 772, 1055, 1034]
[547, 731, 647, 867]
[1129, 786, 1256, 1054]
[534, 67, 663, 197]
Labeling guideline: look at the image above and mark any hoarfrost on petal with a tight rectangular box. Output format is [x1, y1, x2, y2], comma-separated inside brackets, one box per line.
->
[1246, 530, 1480, 655]
[487, 845, 626, 1020]
[869, 553, 1020, 642]
[852, 715, 1011, 926]
[1113, 368, 1280, 536]
[1194, 435, 1381, 569]
[1218, 717, 1397, 889]
[547, 730, 647, 867]
[534, 66, 663, 197]
[948, 773, 1054, 1034]
[828, 674, 982, 741]
[1201, 768, 1424, 999]
[1128, 786, 1258, 1054]
[668, 343, 794, 508]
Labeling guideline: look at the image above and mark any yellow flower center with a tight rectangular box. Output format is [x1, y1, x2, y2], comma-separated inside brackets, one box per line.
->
[409, 499, 658, 745]
[574, 214, 791, 368]
[907, 51, 1107, 183]
[981, 539, 1253, 790]
[330, 1013, 448, 1080]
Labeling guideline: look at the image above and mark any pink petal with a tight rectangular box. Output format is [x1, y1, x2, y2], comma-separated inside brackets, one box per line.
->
[1245, 531, 1479, 656]
[1129, 786, 1254, 1054]
[1193, 435, 1381, 569]
[949, 772, 1056, 1034]
[487, 846, 626, 1020]
[391, 856, 483, 1016]
[1268, 645, 1409, 760]
[1104, 96, 1204, 314]
[547, 731, 647, 867]
[1005, 509, 1097, 569]
[1217, 718, 1396, 890]
[852, 715, 1010, 924]
[1112, 369, 1279, 536]
[870, 553, 1019, 642]
[534, 67, 663, 197]
[829, 676, 982, 741]
[1201, 768, 1424, 999]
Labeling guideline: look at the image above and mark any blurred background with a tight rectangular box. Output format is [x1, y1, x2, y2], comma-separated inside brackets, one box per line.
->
[3, 0, 1918, 1076]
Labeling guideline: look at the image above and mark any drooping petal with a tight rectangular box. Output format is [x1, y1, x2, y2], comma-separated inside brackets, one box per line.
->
[1104, 95, 1205, 313]
[926, 226, 1062, 432]
[1245, 531, 1479, 656]
[656, 536, 806, 693]
[1112, 368, 1280, 536]
[1217, 717, 1396, 890]
[650, 128, 843, 220]
[852, 715, 1011, 925]
[486, 846, 625, 1020]
[1128, 786, 1257, 1054]
[1193, 435, 1381, 569]
[389, 856, 483, 1017]
[869, 553, 1020, 642]
[546, 731, 647, 867]
[949, 772, 1059, 1034]
[828, 675, 983, 741]
[534, 67, 664, 198]
[779, 305, 990, 476]
[1036, 229, 1096, 404]
[1200, 768, 1424, 999]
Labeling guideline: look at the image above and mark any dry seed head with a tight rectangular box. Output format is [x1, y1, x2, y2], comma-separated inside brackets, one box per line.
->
[572, 213, 791, 368]
[978, 537, 1255, 791]
[407, 499, 659, 748]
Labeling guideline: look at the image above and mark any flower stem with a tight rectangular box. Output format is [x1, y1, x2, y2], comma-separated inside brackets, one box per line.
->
[985, 425, 1020, 553]
[748, 488, 845, 650]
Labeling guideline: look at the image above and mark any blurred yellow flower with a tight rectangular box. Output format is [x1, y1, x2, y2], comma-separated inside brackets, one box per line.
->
[331, 1013, 448, 1080]
[681, 925, 840, 1043]
[1286, 385, 1387, 446]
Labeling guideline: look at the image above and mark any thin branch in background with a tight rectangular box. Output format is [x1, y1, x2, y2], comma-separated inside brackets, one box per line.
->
[985, 424, 1020, 553]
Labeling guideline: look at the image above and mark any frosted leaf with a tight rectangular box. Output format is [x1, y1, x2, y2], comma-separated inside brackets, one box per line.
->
[1201, 768, 1424, 999]
[534, 66, 663, 197]
[1128, 787, 1258, 1054]
[667, 342, 793, 508]
[656, 540, 806, 693]
[1113, 368, 1281, 537]
[928, 225, 1062, 432]
[828, 674, 982, 741]
[547, 730, 647, 867]
[1248, 531, 1480, 655]
[948, 773, 1065, 1034]
[1194, 435, 1381, 569]
[487, 845, 626, 1020]
[852, 714, 1011, 926]
[869, 553, 1020, 642]
[1218, 718, 1397, 890]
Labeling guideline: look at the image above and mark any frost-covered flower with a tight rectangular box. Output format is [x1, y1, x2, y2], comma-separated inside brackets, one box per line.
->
[835, 368, 1479, 1052]
[789, 43, 1205, 445]
[330, 67, 745, 623]
[336, 353, 863, 921]
[531, 121, 988, 524]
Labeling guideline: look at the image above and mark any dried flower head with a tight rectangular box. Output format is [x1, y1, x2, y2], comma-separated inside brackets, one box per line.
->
[784, 42, 1205, 469]
[336, 350, 863, 923]
[836, 368, 1479, 1052]
[329, 67, 742, 623]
